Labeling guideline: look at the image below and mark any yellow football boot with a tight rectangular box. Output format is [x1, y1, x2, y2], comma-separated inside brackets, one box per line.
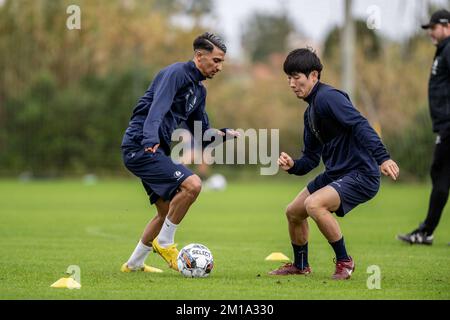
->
[152, 238, 179, 271]
[120, 263, 163, 273]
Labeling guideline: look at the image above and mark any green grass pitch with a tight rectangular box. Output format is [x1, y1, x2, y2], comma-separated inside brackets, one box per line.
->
[0, 178, 449, 300]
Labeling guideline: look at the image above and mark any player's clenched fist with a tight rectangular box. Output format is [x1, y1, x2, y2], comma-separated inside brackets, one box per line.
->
[278, 152, 294, 171]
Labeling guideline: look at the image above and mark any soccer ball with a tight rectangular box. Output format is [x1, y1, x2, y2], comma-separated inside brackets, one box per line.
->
[204, 174, 227, 191]
[177, 243, 214, 278]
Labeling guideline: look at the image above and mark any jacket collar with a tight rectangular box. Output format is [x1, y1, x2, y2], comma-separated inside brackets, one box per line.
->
[187, 60, 206, 82]
[436, 36, 450, 54]
[304, 81, 321, 104]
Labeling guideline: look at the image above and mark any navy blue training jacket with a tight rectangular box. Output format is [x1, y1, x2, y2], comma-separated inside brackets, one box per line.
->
[122, 61, 210, 151]
[288, 82, 391, 178]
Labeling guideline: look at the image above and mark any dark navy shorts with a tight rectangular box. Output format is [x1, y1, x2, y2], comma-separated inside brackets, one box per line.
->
[122, 145, 193, 205]
[307, 171, 380, 217]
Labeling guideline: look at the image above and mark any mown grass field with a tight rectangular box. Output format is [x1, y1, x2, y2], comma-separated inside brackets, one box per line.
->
[0, 178, 449, 300]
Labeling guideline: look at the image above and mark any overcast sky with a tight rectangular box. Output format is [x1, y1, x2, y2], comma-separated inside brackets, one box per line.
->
[212, 0, 448, 58]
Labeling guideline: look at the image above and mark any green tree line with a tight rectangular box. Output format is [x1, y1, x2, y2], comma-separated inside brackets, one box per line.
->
[0, 0, 437, 180]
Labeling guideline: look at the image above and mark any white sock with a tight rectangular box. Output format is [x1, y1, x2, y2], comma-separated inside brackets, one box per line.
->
[127, 240, 152, 269]
[157, 217, 178, 248]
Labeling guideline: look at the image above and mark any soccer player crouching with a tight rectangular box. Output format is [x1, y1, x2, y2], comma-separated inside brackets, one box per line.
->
[271, 48, 400, 280]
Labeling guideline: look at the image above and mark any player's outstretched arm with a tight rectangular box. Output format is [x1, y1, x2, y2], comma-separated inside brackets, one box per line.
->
[380, 159, 400, 181]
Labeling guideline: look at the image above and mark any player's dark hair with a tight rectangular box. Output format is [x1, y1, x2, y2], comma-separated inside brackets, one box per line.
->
[283, 47, 323, 79]
[193, 32, 227, 54]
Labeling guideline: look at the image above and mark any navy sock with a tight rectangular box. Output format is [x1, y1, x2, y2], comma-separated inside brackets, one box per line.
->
[292, 242, 309, 269]
[329, 237, 350, 261]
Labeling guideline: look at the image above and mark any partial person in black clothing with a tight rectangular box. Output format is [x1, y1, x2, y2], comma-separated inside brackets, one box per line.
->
[398, 9, 450, 246]
[270, 48, 400, 280]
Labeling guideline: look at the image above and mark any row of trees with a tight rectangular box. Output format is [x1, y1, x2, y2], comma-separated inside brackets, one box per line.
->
[0, 0, 441, 179]
[1, 0, 205, 175]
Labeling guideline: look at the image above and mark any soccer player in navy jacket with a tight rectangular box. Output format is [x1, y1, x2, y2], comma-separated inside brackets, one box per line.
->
[120, 33, 238, 273]
[270, 48, 400, 280]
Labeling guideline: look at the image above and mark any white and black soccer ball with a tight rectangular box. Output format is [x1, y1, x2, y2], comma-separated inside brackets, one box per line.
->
[177, 243, 214, 278]
[204, 174, 227, 191]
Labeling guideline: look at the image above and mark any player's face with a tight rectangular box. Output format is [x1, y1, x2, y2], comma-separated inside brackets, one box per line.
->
[287, 72, 318, 99]
[195, 47, 225, 79]
[427, 24, 449, 45]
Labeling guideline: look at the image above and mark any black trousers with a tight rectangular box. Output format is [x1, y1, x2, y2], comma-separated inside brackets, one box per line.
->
[420, 134, 450, 234]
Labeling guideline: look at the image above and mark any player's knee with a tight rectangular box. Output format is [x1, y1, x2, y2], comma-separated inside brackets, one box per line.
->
[285, 204, 296, 221]
[286, 204, 306, 222]
[304, 196, 321, 218]
[182, 175, 202, 199]
[189, 175, 203, 195]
